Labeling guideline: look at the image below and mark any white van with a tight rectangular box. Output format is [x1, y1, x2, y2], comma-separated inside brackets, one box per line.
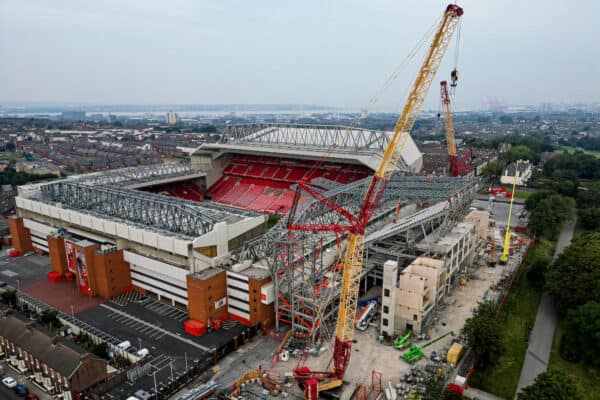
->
[117, 341, 131, 351]
[136, 348, 149, 359]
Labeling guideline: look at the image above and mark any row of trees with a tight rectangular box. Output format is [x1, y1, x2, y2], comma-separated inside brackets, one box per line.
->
[546, 233, 600, 367]
[524, 190, 575, 240]
[0, 167, 57, 186]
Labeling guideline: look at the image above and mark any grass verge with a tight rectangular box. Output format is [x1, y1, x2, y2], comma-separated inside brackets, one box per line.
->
[548, 322, 600, 400]
[469, 239, 553, 399]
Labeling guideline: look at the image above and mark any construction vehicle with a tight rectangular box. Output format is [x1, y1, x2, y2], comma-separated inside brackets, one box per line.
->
[402, 331, 455, 363]
[393, 332, 412, 349]
[500, 160, 519, 264]
[440, 80, 472, 177]
[355, 301, 378, 331]
[290, 4, 464, 397]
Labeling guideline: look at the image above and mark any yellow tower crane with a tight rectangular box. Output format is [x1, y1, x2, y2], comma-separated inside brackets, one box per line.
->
[291, 5, 464, 397]
[500, 160, 520, 264]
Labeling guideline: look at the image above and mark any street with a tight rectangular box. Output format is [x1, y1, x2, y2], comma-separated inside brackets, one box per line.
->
[1, 361, 52, 400]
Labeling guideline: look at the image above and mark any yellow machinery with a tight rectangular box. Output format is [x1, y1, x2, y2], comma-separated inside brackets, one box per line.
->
[500, 160, 520, 264]
[291, 4, 464, 397]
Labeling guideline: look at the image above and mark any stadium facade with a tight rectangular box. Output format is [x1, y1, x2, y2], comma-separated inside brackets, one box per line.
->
[9, 123, 438, 335]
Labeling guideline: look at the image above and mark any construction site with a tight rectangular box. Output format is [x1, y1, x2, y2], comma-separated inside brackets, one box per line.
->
[3, 4, 535, 400]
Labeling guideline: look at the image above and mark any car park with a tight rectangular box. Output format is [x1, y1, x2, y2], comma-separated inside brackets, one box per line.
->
[2, 377, 17, 389]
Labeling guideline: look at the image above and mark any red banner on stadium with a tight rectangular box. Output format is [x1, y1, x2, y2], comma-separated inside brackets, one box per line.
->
[64, 241, 76, 274]
[75, 249, 91, 294]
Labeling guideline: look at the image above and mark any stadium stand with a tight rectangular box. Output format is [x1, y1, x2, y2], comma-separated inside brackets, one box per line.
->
[207, 155, 371, 214]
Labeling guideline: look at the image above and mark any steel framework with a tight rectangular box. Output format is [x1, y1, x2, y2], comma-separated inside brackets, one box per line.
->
[72, 162, 196, 187]
[222, 123, 410, 170]
[237, 174, 477, 340]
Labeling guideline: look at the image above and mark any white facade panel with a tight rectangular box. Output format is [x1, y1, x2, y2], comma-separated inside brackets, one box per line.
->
[123, 251, 189, 282]
[91, 217, 104, 232]
[143, 231, 158, 248]
[227, 287, 250, 301]
[116, 223, 129, 239]
[226, 278, 248, 291]
[158, 236, 174, 253]
[80, 215, 91, 229]
[130, 272, 188, 299]
[173, 239, 189, 256]
[23, 219, 54, 236]
[130, 228, 143, 243]
[49, 206, 60, 219]
[227, 298, 249, 311]
[39, 203, 50, 216]
[131, 279, 188, 305]
[103, 221, 116, 236]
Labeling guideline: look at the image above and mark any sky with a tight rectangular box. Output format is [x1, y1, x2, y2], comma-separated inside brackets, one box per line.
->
[1, 0, 599, 111]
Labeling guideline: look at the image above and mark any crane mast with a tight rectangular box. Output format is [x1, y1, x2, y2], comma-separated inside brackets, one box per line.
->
[441, 80, 459, 176]
[291, 4, 464, 395]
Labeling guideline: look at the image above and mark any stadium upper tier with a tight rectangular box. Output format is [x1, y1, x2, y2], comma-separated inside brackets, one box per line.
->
[197, 123, 423, 173]
[206, 155, 372, 215]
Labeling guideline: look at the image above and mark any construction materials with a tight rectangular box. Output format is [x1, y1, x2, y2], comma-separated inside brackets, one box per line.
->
[402, 331, 455, 363]
[291, 4, 464, 396]
[446, 342, 465, 365]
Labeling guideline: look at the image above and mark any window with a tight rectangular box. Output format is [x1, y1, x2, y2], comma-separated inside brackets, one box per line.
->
[382, 318, 388, 327]
[413, 314, 418, 321]
[383, 305, 389, 314]
[384, 289, 390, 297]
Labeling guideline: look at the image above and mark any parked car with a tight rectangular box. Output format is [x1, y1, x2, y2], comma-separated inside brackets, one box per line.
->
[2, 377, 17, 389]
[25, 394, 40, 400]
[134, 389, 152, 400]
[0, 280, 7, 287]
[14, 384, 29, 396]
[136, 348, 149, 359]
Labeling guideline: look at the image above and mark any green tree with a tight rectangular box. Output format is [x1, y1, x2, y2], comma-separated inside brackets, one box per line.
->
[0, 289, 17, 306]
[546, 233, 600, 314]
[461, 301, 504, 368]
[517, 370, 582, 400]
[559, 301, 600, 366]
[481, 159, 506, 178]
[422, 374, 463, 400]
[527, 194, 574, 239]
[578, 207, 600, 230]
[39, 309, 62, 328]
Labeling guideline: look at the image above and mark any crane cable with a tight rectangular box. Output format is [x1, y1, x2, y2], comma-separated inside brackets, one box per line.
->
[299, 11, 444, 182]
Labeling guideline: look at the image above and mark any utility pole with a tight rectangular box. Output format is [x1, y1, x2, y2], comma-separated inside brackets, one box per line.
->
[184, 352, 188, 371]
[169, 360, 174, 383]
[70, 305, 75, 324]
[153, 370, 158, 400]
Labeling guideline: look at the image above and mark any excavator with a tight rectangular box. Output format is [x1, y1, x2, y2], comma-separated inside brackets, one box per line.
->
[288, 4, 464, 399]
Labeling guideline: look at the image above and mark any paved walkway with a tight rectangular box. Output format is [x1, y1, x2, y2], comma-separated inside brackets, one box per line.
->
[515, 219, 576, 396]
[464, 387, 505, 400]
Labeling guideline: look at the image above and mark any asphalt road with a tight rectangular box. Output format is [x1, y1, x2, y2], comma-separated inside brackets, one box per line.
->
[515, 218, 576, 395]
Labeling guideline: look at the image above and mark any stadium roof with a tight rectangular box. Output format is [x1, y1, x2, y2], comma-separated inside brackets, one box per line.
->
[197, 123, 423, 173]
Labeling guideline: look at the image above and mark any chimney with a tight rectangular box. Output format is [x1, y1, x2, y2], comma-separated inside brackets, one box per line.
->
[51, 336, 61, 346]
[80, 353, 90, 361]
[26, 321, 35, 331]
